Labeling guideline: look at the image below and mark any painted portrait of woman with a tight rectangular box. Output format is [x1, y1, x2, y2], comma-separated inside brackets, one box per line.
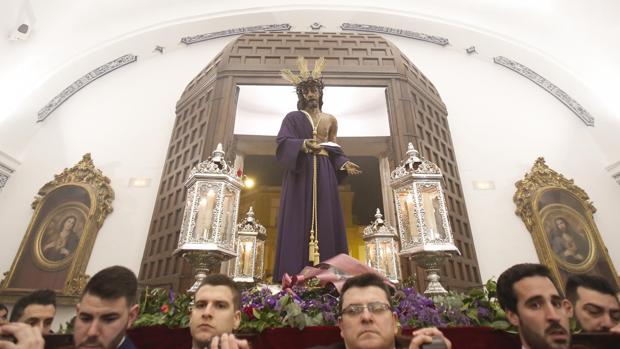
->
[34, 202, 88, 270]
[42, 215, 80, 261]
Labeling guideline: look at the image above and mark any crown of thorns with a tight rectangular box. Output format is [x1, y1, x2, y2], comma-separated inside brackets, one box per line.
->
[280, 56, 326, 92]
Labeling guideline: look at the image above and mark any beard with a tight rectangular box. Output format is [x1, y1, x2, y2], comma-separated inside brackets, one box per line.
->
[76, 329, 126, 349]
[519, 319, 570, 349]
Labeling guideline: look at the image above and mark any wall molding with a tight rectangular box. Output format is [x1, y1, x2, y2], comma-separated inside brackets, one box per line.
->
[493, 56, 594, 126]
[180, 24, 292, 45]
[37, 54, 138, 122]
[340, 23, 449, 46]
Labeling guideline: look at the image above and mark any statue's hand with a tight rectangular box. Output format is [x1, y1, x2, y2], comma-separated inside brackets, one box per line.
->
[344, 161, 362, 175]
[303, 139, 323, 153]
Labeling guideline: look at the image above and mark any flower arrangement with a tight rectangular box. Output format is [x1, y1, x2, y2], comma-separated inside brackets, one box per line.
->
[133, 279, 515, 333]
[133, 287, 192, 328]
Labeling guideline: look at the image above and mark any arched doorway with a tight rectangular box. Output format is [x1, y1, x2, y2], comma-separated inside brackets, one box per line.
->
[139, 31, 481, 292]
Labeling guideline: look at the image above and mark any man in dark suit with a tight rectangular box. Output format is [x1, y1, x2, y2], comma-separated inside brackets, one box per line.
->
[309, 273, 451, 349]
[72, 265, 140, 349]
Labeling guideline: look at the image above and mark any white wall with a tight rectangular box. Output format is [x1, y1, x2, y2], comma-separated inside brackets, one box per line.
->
[1, 3, 620, 329]
[388, 36, 620, 281]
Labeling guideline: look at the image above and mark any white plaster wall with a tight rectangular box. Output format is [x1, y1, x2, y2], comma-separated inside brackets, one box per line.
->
[0, 37, 232, 278]
[388, 36, 620, 281]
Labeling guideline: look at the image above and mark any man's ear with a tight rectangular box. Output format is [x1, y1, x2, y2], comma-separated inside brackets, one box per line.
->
[391, 312, 399, 336]
[233, 310, 241, 330]
[338, 317, 344, 339]
[127, 304, 139, 328]
[506, 309, 520, 327]
[562, 299, 574, 317]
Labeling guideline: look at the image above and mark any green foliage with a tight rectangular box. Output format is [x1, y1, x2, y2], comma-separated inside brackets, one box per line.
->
[133, 287, 192, 328]
[457, 279, 515, 333]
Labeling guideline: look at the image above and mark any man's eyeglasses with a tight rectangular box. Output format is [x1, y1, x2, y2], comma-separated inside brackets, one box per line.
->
[341, 302, 391, 316]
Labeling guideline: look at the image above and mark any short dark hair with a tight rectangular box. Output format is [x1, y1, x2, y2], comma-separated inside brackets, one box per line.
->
[497, 263, 556, 314]
[565, 274, 619, 305]
[82, 265, 138, 306]
[195, 274, 241, 311]
[10, 289, 56, 322]
[0, 303, 8, 314]
[338, 273, 392, 315]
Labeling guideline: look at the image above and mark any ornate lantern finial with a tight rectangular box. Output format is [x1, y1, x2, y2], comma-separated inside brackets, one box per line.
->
[390, 142, 459, 295]
[175, 144, 244, 292]
[363, 208, 401, 284]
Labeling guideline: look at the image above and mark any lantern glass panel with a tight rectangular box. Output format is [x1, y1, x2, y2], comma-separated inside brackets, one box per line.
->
[239, 237, 255, 276]
[195, 186, 217, 240]
[255, 240, 265, 276]
[366, 241, 377, 267]
[378, 239, 394, 276]
[397, 191, 420, 242]
[419, 184, 446, 240]
[220, 188, 236, 243]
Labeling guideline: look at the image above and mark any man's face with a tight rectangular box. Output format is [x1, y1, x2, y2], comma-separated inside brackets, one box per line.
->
[0, 308, 8, 326]
[573, 286, 620, 332]
[189, 285, 240, 348]
[302, 86, 320, 108]
[338, 286, 397, 349]
[73, 293, 138, 349]
[507, 276, 572, 349]
[18, 304, 55, 334]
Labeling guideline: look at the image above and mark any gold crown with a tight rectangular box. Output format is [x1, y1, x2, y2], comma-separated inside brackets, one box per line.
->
[280, 56, 326, 86]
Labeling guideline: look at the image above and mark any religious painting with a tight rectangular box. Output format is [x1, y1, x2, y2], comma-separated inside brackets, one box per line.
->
[514, 157, 620, 293]
[34, 202, 89, 270]
[0, 154, 114, 305]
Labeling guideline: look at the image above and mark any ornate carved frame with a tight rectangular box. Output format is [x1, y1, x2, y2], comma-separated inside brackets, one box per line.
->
[0, 154, 114, 305]
[514, 157, 620, 293]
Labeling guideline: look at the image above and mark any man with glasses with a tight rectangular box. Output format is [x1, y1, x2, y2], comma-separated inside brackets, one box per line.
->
[189, 274, 249, 349]
[310, 273, 451, 349]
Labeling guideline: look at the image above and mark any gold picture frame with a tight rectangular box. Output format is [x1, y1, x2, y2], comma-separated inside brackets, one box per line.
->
[0, 154, 114, 305]
[514, 157, 620, 293]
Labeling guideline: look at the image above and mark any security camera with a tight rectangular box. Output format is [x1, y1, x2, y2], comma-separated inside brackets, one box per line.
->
[9, 23, 31, 40]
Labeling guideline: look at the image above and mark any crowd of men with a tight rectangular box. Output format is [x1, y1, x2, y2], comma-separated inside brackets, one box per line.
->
[0, 263, 619, 349]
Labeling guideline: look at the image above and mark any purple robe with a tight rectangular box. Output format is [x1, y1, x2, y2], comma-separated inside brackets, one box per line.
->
[273, 111, 350, 281]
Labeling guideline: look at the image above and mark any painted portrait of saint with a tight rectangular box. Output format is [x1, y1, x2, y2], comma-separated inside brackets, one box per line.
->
[41, 215, 81, 261]
[542, 205, 593, 270]
[547, 216, 589, 264]
[34, 202, 88, 270]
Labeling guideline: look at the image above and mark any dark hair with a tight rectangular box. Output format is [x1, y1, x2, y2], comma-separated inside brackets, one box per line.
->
[565, 274, 619, 304]
[296, 78, 324, 111]
[497, 263, 556, 314]
[10, 289, 56, 322]
[338, 273, 391, 315]
[0, 303, 8, 314]
[195, 274, 241, 311]
[60, 215, 77, 231]
[82, 265, 138, 306]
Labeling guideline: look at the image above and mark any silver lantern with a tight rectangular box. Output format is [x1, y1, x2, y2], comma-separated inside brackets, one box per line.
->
[175, 143, 244, 292]
[390, 142, 459, 295]
[229, 207, 267, 283]
[363, 208, 401, 284]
